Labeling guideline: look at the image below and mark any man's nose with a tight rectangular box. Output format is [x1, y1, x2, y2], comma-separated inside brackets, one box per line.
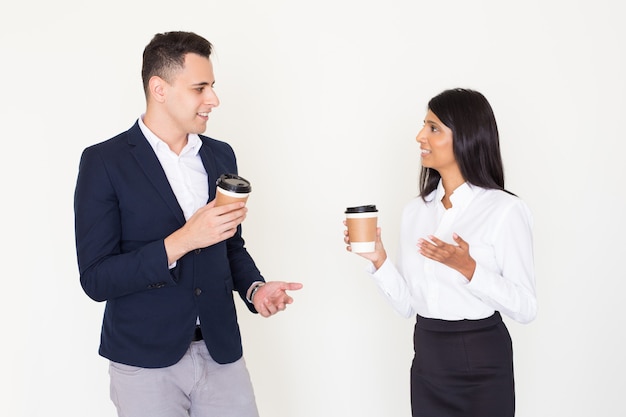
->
[206, 89, 220, 107]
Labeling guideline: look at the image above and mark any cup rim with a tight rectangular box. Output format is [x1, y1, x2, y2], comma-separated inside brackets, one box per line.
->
[345, 204, 377, 214]
[216, 187, 250, 198]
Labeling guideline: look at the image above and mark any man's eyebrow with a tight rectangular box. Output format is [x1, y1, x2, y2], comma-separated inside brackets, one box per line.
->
[191, 81, 215, 87]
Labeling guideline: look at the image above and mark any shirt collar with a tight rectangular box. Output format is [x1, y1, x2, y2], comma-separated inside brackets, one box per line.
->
[435, 180, 478, 210]
[138, 115, 202, 156]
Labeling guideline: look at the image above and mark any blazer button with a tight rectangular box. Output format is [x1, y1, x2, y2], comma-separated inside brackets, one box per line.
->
[194, 288, 202, 296]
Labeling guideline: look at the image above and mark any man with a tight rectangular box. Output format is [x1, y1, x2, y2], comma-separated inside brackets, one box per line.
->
[74, 31, 302, 417]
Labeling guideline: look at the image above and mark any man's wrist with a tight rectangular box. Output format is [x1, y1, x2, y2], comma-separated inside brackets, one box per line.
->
[246, 281, 265, 303]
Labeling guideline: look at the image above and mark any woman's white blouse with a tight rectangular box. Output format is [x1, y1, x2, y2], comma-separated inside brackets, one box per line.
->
[369, 182, 537, 324]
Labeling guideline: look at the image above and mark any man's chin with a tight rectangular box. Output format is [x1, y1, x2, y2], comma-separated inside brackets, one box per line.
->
[190, 123, 208, 135]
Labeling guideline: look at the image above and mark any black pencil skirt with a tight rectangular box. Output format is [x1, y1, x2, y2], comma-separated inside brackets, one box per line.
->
[410, 312, 515, 417]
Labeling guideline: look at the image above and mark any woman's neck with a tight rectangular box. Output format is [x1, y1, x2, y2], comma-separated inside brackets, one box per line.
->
[440, 172, 465, 209]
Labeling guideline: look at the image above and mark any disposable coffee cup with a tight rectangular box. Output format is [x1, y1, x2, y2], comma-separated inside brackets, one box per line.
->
[215, 174, 252, 207]
[345, 205, 378, 253]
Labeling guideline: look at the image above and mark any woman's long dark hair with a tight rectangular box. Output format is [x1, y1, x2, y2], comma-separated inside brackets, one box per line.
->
[419, 88, 511, 200]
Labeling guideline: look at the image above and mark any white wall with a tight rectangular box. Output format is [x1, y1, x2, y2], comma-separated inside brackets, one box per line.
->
[2, 0, 624, 416]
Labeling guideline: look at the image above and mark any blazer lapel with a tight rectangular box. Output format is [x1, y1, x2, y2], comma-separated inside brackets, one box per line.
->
[127, 123, 186, 225]
[199, 138, 218, 203]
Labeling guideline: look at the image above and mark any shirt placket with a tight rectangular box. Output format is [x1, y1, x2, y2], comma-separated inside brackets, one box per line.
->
[424, 204, 458, 316]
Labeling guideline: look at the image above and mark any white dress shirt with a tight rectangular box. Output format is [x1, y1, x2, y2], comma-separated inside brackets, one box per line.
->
[369, 181, 537, 324]
[138, 116, 208, 221]
[139, 117, 209, 325]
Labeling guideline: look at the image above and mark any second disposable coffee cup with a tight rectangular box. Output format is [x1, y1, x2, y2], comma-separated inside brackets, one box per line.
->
[345, 205, 378, 253]
[215, 174, 252, 207]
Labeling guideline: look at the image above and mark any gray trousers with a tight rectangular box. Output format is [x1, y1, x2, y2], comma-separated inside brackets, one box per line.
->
[109, 341, 259, 417]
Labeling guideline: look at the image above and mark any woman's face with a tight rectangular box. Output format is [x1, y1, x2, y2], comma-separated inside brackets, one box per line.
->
[416, 110, 458, 175]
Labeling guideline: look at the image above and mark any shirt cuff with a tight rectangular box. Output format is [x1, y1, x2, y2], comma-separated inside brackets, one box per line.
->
[367, 257, 391, 276]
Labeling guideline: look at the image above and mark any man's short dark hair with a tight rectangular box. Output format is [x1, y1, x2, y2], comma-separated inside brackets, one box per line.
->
[141, 31, 213, 94]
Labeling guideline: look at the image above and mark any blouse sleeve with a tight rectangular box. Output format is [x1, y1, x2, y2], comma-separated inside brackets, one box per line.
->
[368, 259, 415, 319]
[466, 198, 537, 323]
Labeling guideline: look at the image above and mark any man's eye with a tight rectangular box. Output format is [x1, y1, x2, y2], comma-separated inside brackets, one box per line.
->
[196, 87, 204, 92]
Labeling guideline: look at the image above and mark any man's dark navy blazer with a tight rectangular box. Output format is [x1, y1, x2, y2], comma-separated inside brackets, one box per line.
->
[74, 122, 264, 367]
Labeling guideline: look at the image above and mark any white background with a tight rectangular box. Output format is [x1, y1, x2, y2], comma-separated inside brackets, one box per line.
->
[2, 1, 625, 416]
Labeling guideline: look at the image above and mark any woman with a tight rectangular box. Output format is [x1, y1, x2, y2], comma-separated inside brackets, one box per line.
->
[344, 88, 536, 416]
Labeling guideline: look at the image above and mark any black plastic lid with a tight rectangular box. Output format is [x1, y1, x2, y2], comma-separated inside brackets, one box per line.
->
[345, 204, 378, 214]
[216, 173, 252, 193]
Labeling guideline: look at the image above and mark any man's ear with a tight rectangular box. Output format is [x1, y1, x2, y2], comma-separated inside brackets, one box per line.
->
[148, 76, 167, 103]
